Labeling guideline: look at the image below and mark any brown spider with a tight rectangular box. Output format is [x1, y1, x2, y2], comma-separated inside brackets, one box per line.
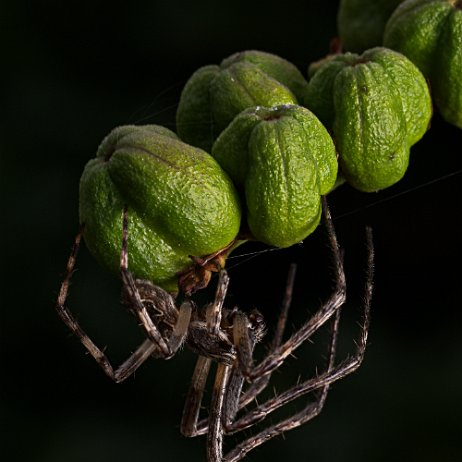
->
[56, 200, 374, 462]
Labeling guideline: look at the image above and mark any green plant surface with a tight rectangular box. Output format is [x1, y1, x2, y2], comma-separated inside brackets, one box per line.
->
[176, 50, 308, 152]
[305, 47, 432, 192]
[384, 0, 462, 128]
[212, 104, 337, 247]
[80, 125, 241, 291]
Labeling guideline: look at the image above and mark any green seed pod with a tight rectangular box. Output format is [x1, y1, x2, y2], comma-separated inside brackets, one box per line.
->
[176, 50, 308, 152]
[337, 0, 403, 52]
[304, 47, 431, 192]
[384, 0, 462, 128]
[79, 125, 241, 292]
[212, 104, 337, 248]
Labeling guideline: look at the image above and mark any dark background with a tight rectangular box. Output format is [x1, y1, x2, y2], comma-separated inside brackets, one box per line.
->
[2, 1, 461, 461]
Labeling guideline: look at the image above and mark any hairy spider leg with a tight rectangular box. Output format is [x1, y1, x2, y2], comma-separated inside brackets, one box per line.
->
[235, 263, 297, 411]
[181, 266, 271, 441]
[189, 264, 298, 439]
[184, 202, 374, 462]
[181, 264, 297, 462]
[56, 223, 159, 382]
[206, 302, 264, 462]
[223, 315, 342, 462]
[222, 227, 373, 462]
[221, 264, 297, 429]
[189, 198, 344, 442]
[55, 206, 192, 383]
[181, 270, 231, 437]
[208, 362, 233, 462]
[246, 199, 346, 381]
[181, 356, 213, 437]
[119, 205, 192, 360]
[206, 271, 230, 336]
[205, 267, 301, 462]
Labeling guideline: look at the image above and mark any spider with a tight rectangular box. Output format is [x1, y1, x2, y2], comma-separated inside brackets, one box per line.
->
[56, 204, 266, 382]
[56, 199, 374, 461]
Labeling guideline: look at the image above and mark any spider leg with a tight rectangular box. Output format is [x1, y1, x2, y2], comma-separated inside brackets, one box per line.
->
[237, 264, 297, 410]
[113, 339, 158, 381]
[224, 313, 341, 462]
[206, 270, 230, 335]
[246, 199, 346, 381]
[213, 311, 257, 433]
[184, 264, 297, 437]
[227, 305, 343, 435]
[207, 270, 310, 462]
[207, 363, 233, 462]
[221, 230, 373, 461]
[180, 271, 231, 438]
[184, 355, 249, 439]
[189, 359, 248, 438]
[181, 356, 212, 437]
[55, 225, 158, 382]
[120, 206, 192, 358]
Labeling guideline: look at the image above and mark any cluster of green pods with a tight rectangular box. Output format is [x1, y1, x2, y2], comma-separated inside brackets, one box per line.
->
[80, 17, 455, 290]
[304, 47, 431, 192]
[338, 0, 462, 129]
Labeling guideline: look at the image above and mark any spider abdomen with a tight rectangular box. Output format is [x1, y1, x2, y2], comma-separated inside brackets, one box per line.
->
[122, 278, 179, 339]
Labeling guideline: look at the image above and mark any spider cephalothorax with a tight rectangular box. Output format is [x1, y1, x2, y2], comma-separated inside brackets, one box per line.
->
[186, 304, 266, 366]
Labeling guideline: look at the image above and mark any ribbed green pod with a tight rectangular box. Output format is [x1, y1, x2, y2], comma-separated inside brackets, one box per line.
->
[79, 125, 241, 291]
[305, 47, 432, 192]
[176, 50, 308, 152]
[212, 105, 337, 248]
[384, 0, 462, 128]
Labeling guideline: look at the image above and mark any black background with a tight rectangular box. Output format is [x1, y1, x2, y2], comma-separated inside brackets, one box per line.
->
[2, 1, 461, 461]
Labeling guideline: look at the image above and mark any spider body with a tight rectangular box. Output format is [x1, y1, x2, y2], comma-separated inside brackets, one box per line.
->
[186, 306, 265, 366]
[120, 279, 180, 359]
[56, 200, 374, 462]
[120, 273, 265, 366]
